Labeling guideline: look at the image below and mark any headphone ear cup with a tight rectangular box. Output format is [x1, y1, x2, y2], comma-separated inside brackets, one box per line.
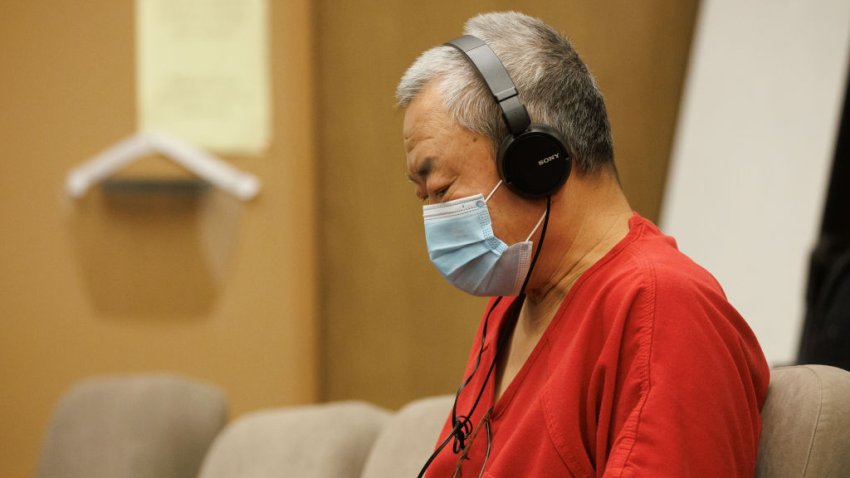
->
[497, 124, 571, 198]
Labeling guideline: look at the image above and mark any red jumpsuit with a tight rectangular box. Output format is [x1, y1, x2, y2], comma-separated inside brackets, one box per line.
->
[427, 214, 769, 477]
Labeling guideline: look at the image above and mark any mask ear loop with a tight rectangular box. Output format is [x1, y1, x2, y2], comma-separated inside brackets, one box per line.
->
[416, 196, 552, 478]
[525, 208, 547, 243]
[518, 196, 551, 296]
[484, 180, 503, 203]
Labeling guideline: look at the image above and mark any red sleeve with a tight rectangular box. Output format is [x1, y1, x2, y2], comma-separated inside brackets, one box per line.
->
[601, 267, 770, 477]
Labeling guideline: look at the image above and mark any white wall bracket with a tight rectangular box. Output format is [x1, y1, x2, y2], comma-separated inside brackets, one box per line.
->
[65, 132, 261, 201]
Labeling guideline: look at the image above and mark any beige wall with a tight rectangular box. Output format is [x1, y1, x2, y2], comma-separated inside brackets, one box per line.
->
[0, 1, 317, 477]
[0, 1, 698, 475]
[662, 0, 850, 365]
[317, 0, 699, 408]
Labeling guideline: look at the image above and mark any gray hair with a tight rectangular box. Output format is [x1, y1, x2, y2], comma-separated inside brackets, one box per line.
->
[396, 11, 614, 173]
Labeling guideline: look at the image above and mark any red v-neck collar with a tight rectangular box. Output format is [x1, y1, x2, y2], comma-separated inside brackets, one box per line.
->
[486, 213, 647, 419]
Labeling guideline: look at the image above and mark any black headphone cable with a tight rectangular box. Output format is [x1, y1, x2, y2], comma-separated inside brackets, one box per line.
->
[417, 196, 551, 477]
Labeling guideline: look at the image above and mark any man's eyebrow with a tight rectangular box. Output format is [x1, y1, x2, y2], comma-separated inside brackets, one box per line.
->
[406, 156, 435, 182]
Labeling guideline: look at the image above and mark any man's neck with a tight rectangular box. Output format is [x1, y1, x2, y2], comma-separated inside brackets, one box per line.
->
[492, 170, 633, 401]
[521, 169, 633, 332]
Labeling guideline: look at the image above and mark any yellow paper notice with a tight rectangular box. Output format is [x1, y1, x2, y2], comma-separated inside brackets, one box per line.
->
[136, 0, 270, 154]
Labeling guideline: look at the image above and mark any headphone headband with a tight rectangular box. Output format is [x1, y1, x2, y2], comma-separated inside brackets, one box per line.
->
[444, 34, 570, 198]
[445, 35, 531, 135]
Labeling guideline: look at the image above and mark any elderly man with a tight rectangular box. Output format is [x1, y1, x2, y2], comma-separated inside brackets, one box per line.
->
[397, 11, 769, 478]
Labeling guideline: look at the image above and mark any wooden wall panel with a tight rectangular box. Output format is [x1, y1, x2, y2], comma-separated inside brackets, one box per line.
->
[0, 1, 317, 476]
[316, 1, 699, 407]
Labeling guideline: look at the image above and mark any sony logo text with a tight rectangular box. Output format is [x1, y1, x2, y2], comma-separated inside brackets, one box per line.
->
[538, 153, 559, 166]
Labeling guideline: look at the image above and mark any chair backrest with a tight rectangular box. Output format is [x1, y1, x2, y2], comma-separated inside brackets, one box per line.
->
[360, 395, 454, 478]
[36, 373, 227, 478]
[756, 364, 850, 477]
[198, 401, 390, 478]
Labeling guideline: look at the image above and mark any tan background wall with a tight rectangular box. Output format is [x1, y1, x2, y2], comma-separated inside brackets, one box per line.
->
[317, 0, 699, 408]
[0, 1, 697, 476]
[0, 1, 317, 477]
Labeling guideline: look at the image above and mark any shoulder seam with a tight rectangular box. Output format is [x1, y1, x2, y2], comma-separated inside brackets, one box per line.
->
[607, 247, 658, 476]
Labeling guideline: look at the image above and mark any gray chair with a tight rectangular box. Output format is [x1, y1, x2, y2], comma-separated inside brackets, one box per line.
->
[756, 364, 850, 477]
[198, 401, 390, 478]
[358, 366, 850, 478]
[361, 395, 453, 478]
[36, 373, 228, 478]
[343, 365, 850, 477]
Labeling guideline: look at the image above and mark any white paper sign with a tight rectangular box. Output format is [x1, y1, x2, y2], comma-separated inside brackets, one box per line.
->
[136, 0, 270, 154]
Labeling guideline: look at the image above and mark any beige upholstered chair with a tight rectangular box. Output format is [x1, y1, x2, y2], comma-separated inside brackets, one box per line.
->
[198, 402, 390, 478]
[42, 366, 850, 477]
[756, 364, 850, 477]
[358, 366, 850, 477]
[36, 374, 227, 478]
[361, 395, 454, 478]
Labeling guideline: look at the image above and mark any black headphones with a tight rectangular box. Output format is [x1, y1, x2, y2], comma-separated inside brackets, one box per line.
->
[446, 35, 571, 198]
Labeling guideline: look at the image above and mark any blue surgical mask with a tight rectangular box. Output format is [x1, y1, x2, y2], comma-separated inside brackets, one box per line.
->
[422, 181, 545, 297]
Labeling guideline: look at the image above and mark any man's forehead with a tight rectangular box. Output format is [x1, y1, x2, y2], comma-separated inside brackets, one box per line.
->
[402, 127, 424, 154]
[403, 119, 437, 174]
[403, 85, 452, 146]
[403, 113, 442, 154]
